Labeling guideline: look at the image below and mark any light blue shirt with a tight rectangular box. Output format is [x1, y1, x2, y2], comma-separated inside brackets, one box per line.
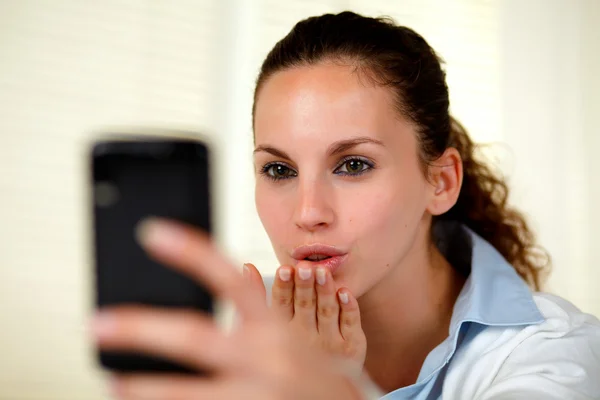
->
[382, 222, 545, 399]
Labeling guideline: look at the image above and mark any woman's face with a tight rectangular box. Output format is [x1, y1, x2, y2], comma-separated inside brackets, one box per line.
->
[253, 63, 433, 297]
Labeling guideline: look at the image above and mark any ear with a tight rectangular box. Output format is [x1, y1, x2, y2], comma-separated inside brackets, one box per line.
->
[426, 147, 463, 216]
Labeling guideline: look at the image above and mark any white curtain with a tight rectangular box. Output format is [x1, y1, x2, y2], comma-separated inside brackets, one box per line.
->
[0, 1, 597, 398]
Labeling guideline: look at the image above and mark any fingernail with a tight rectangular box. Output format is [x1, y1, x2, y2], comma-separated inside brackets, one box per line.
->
[92, 311, 116, 339]
[316, 268, 326, 285]
[136, 218, 187, 253]
[338, 292, 349, 304]
[243, 264, 250, 279]
[298, 267, 312, 280]
[278, 267, 291, 282]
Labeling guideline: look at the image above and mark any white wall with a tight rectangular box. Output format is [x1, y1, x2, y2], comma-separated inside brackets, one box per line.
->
[581, 0, 600, 316]
[499, 0, 600, 316]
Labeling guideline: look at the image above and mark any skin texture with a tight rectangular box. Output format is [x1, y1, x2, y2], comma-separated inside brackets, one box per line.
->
[92, 62, 466, 398]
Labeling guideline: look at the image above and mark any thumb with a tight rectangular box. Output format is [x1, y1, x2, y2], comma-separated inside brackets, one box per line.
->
[243, 263, 267, 299]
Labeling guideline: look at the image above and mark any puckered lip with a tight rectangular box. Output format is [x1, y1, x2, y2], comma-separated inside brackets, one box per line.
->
[291, 243, 346, 261]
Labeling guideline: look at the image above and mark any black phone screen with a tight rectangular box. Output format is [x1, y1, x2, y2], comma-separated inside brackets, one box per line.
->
[91, 137, 213, 374]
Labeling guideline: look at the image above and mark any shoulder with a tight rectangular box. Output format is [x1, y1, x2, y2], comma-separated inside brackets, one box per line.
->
[512, 292, 600, 371]
[533, 292, 600, 327]
[444, 293, 600, 400]
[521, 293, 600, 366]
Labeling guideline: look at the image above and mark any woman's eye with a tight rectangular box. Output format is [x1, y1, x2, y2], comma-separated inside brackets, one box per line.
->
[335, 158, 372, 175]
[263, 163, 297, 180]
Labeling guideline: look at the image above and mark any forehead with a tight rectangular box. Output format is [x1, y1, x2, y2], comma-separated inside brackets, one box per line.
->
[253, 63, 405, 146]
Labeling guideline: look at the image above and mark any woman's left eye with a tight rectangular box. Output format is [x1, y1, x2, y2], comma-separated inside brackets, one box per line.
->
[334, 157, 373, 176]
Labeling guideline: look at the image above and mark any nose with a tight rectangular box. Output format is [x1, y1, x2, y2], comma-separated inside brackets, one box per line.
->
[293, 177, 335, 232]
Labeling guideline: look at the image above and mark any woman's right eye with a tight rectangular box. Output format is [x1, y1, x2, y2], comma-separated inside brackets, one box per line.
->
[261, 163, 297, 181]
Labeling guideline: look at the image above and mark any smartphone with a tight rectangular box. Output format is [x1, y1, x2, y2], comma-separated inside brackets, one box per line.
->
[90, 134, 214, 374]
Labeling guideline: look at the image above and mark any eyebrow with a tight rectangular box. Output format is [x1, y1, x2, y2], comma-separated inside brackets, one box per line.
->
[328, 137, 384, 156]
[253, 145, 291, 160]
[253, 136, 384, 159]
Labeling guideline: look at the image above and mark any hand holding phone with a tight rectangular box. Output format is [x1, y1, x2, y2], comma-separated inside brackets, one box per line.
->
[92, 219, 378, 399]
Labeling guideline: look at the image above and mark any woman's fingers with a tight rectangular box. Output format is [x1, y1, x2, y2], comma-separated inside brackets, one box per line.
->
[293, 262, 317, 330]
[110, 374, 207, 400]
[271, 266, 294, 321]
[111, 374, 253, 400]
[337, 289, 363, 344]
[93, 306, 234, 373]
[136, 218, 268, 322]
[315, 267, 340, 338]
[243, 263, 267, 300]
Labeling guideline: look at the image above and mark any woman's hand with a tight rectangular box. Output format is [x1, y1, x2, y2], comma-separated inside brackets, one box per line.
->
[244, 262, 367, 373]
[92, 219, 366, 400]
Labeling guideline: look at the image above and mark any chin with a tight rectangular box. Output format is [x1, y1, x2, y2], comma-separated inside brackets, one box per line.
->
[332, 273, 362, 296]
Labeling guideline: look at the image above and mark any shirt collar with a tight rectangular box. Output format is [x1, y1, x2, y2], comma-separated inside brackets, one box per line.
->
[447, 222, 544, 327]
[414, 220, 545, 383]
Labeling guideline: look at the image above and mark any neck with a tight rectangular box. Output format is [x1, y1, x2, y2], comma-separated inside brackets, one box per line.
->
[358, 224, 466, 392]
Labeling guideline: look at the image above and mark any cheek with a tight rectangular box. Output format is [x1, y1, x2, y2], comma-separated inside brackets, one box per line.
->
[346, 174, 429, 259]
[356, 172, 425, 223]
[351, 191, 418, 240]
[255, 183, 290, 243]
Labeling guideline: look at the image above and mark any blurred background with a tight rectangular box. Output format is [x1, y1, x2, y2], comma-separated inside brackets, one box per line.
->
[0, 0, 598, 398]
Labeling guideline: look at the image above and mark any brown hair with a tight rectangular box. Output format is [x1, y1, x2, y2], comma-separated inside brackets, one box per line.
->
[252, 11, 549, 289]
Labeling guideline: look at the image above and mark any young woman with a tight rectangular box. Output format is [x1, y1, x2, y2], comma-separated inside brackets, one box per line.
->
[93, 12, 600, 399]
